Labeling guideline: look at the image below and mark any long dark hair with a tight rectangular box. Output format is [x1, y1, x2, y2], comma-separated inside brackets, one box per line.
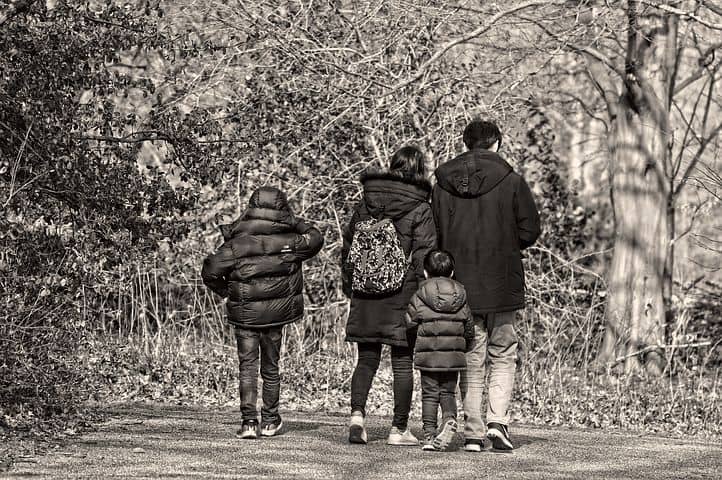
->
[389, 145, 426, 178]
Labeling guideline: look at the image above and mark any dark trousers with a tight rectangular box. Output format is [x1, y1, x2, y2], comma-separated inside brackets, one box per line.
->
[350, 342, 413, 430]
[420, 370, 458, 436]
[235, 325, 283, 423]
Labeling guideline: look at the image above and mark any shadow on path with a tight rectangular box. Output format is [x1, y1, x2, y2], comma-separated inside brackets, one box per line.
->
[5, 404, 721, 480]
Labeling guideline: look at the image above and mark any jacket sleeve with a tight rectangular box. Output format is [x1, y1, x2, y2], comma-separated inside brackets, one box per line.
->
[461, 303, 475, 352]
[410, 204, 437, 283]
[405, 292, 422, 350]
[431, 185, 443, 246]
[201, 243, 235, 298]
[515, 176, 542, 250]
[293, 219, 324, 262]
[405, 292, 423, 329]
[340, 203, 362, 297]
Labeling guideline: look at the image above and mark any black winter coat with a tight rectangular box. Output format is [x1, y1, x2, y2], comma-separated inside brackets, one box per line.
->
[341, 171, 437, 347]
[406, 277, 474, 371]
[201, 187, 324, 329]
[433, 149, 541, 314]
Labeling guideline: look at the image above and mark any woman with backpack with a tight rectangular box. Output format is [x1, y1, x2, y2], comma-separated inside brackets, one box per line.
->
[341, 146, 436, 446]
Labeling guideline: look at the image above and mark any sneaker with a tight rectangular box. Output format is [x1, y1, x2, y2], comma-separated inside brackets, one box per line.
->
[349, 411, 368, 444]
[464, 438, 484, 452]
[421, 433, 437, 451]
[261, 418, 283, 437]
[387, 427, 419, 446]
[487, 422, 513, 450]
[431, 418, 457, 451]
[236, 419, 259, 439]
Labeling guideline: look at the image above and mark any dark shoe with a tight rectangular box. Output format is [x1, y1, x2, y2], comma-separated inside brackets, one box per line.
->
[487, 422, 513, 450]
[421, 433, 437, 451]
[261, 418, 283, 437]
[464, 438, 484, 452]
[431, 418, 457, 451]
[236, 419, 259, 439]
[349, 411, 367, 444]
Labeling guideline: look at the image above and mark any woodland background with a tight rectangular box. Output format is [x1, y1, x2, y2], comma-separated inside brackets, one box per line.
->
[1, 0, 721, 461]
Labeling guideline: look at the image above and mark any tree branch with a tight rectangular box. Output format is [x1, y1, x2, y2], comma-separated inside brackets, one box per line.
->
[612, 341, 713, 366]
[640, 0, 722, 30]
[0, 0, 37, 26]
[382, 0, 563, 95]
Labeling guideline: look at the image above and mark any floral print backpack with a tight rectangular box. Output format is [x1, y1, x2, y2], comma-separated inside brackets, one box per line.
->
[346, 217, 409, 295]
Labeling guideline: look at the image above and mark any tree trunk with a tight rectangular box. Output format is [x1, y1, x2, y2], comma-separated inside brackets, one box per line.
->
[597, 4, 676, 376]
[599, 105, 668, 375]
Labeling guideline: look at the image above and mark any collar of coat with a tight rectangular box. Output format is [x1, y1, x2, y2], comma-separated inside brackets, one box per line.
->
[360, 169, 432, 199]
[220, 207, 296, 240]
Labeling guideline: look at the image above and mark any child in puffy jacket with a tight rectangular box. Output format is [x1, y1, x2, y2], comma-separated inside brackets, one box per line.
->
[201, 186, 323, 440]
[406, 249, 474, 451]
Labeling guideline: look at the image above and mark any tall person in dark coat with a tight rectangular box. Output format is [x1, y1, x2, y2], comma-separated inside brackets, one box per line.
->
[341, 146, 437, 446]
[202, 186, 324, 440]
[432, 121, 541, 452]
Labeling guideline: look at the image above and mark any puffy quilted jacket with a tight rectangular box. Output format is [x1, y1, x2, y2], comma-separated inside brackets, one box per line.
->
[201, 187, 324, 329]
[405, 277, 474, 371]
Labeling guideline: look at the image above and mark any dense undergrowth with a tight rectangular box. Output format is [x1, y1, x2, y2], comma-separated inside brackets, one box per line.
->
[3, 2, 721, 473]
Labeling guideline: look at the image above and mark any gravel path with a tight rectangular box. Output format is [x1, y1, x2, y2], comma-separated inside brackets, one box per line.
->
[5, 404, 722, 479]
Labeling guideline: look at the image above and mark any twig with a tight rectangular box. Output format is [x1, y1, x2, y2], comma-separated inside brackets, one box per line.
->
[383, 0, 564, 95]
[640, 0, 722, 30]
[612, 341, 713, 366]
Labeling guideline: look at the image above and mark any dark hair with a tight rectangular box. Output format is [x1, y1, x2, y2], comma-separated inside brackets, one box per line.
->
[389, 146, 426, 178]
[424, 249, 455, 277]
[463, 120, 502, 150]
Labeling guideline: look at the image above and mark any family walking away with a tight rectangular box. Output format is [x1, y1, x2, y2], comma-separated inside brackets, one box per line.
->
[201, 120, 541, 452]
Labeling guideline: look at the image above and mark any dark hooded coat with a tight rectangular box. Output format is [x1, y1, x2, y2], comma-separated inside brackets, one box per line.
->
[201, 187, 324, 329]
[406, 277, 474, 371]
[341, 170, 437, 347]
[433, 149, 541, 314]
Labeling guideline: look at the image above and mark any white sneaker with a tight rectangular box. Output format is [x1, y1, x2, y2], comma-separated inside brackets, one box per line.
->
[349, 412, 368, 444]
[463, 439, 483, 452]
[387, 427, 419, 446]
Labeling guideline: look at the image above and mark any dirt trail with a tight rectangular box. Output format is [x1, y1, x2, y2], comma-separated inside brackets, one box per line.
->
[5, 404, 722, 479]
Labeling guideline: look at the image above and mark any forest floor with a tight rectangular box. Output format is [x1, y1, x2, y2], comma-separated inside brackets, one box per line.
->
[4, 403, 722, 480]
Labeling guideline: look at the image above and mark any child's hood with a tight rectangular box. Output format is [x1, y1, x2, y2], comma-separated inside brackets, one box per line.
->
[417, 277, 467, 314]
[219, 187, 296, 240]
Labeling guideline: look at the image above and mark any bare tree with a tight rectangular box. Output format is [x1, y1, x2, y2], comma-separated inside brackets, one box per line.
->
[384, 0, 721, 375]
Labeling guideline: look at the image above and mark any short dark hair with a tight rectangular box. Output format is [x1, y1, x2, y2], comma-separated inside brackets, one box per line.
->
[389, 145, 426, 178]
[463, 120, 502, 150]
[424, 249, 455, 277]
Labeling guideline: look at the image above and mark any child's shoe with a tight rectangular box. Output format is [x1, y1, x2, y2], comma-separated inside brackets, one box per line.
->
[421, 433, 437, 451]
[236, 419, 259, 439]
[387, 427, 419, 446]
[431, 418, 457, 451]
[487, 422, 513, 450]
[463, 438, 484, 452]
[349, 411, 368, 444]
[261, 418, 283, 437]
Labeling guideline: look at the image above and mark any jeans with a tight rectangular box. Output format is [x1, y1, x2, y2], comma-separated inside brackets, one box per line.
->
[420, 371, 458, 436]
[350, 342, 414, 430]
[459, 310, 518, 440]
[235, 325, 283, 424]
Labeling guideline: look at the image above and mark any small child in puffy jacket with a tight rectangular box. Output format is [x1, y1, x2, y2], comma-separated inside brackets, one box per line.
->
[406, 249, 474, 451]
[201, 186, 323, 440]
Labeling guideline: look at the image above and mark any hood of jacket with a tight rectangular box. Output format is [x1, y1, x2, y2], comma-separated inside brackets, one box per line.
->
[417, 277, 467, 314]
[360, 169, 432, 221]
[435, 149, 512, 198]
[220, 187, 296, 240]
